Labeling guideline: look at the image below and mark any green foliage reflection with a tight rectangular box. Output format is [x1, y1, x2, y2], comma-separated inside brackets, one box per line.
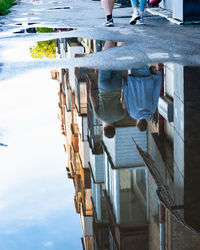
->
[29, 40, 56, 59]
[37, 27, 54, 33]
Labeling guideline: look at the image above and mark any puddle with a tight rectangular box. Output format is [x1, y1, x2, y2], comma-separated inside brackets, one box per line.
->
[59, 63, 200, 229]
[14, 22, 39, 26]
[0, 67, 82, 248]
[7, 22, 40, 27]
[0, 30, 200, 249]
[21, 12, 41, 16]
[2, 36, 122, 61]
[0, 1, 200, 247]
[53, 61, 200, 250]
[28, 33, 200, 236]
[29, 37, 123, 59]
[0, 36, 123, 81]
[12, 17, 40, 22]
[31, 0, 43, 4]
[13, 26, 75, 34]
[47, 6, 70, 10]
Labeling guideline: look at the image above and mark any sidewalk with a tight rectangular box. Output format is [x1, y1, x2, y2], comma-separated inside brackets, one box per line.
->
[0, 0, 200, 70]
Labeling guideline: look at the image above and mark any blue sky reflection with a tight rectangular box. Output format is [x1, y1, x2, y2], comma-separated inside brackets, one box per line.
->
[0, 69, 82, 250]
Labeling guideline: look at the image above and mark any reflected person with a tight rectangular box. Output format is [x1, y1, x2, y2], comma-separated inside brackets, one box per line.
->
[88, 41, 126, 138]
[123, 65, 162, 131]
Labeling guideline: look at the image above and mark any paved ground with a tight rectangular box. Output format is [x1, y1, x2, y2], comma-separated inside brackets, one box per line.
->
[0, 0, 200, 79]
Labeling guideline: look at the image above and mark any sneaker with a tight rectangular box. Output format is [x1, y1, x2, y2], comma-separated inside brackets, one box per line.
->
[104, 19, 114, 27]
[137, 16, 144, 25]
[129, 11, 140, 25]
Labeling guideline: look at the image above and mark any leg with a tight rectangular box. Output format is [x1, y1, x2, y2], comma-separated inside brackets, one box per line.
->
[131, 0, 138, 10]
[136, 0, 146, 24]
[101, 0, 114, 26]
[130, 0, 140, 25]
[101, 0, 114, 16]
[103, 40, 115, 50]
[139, 0, 147, 16]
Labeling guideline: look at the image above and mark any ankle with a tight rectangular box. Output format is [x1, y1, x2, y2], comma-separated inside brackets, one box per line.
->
[106, 14, 112, 21]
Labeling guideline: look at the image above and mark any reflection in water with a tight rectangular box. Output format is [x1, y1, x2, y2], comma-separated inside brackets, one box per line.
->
[47, 6, 70, 10]
[0, 69, 82, 250]
[58, 63, 149, 249]
[55, 37, 200, 249]
[1, 32, 200, 249]
[123, 65, 162, 132]
[88, 41, 126, 139]
[30, 39, 56, 58]
[13, 26, 74, 35]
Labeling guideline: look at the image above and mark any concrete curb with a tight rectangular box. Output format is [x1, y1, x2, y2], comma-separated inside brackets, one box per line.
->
[146, 7, 183, 25]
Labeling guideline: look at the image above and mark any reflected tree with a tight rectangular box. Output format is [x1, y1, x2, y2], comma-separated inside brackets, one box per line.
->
[29, 40, 56, 59]
[37, 27, 54, 33]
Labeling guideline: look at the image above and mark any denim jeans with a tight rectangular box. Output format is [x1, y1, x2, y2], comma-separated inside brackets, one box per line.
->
[130, 65, 150, 77]
[131, 0, 146, 12]
[98, 70, 122, 90]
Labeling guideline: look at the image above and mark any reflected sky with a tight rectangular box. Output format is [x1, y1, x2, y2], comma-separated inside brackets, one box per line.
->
[0, 69, 82, 250]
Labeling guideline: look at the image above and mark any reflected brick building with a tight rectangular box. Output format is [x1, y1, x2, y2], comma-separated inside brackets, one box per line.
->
[56, 37, 200, 250]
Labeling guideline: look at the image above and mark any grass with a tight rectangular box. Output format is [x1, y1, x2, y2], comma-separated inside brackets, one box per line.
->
[0, 0, 16, 15]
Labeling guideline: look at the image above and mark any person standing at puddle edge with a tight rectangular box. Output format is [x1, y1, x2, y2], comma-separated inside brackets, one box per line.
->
[130, 0, 147, 25]
[101, 0, 114, 26]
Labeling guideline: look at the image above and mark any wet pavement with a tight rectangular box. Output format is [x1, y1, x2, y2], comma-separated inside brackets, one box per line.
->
[0, 0, 200, 250]
[0, 0, 200, 72]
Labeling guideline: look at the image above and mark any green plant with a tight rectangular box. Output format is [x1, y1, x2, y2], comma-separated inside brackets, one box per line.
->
[29, 40, 56, 59]
[0, 0, 16, 15]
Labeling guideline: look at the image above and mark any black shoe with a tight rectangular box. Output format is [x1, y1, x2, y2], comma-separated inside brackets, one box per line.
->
[104, 18, 114, 27]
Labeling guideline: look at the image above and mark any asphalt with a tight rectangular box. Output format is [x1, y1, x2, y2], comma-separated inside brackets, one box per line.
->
[0, 0, 200, 80]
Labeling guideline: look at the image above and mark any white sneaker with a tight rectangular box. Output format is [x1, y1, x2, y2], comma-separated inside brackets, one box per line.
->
[104, 18, 114, 27]
[137, 16, 144, 25]
[129, 11, 140, 25]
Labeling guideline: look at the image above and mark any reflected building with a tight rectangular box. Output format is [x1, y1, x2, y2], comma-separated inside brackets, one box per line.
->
[173, 66, 200, 232]
[56, 37, 200, 250]
[148, 64, 200, 250]
[57, 48, 93, 249]
[86, 66, 149, 249]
